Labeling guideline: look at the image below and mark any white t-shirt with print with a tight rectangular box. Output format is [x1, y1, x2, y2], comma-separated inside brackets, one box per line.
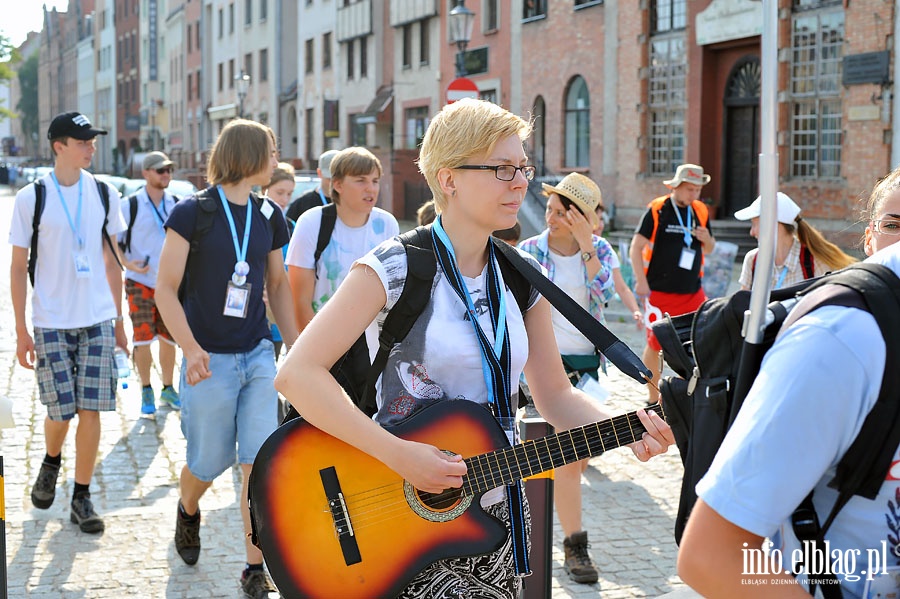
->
[697, 242, 900, 599]
[9, 171, 127, 329]
[285, 205, 399, 312]
[548, 250, 594, 355]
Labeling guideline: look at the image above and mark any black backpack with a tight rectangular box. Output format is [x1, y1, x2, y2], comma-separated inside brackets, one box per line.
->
[119, 188, 180, 254]
[29, 176, 123, 286]
[283, 225, 532, 419]
[653, 263, 900, 595]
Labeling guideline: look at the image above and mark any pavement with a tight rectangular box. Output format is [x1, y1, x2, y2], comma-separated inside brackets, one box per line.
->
[0, 185, 700, 598]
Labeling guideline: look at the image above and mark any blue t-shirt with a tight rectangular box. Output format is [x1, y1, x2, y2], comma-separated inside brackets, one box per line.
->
[165, 191, 289, 354]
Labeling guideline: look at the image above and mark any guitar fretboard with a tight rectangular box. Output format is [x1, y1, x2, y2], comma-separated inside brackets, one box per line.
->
[461, 404, 664, 495]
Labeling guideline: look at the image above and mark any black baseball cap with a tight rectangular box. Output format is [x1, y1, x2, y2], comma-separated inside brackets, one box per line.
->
[47, 112, 108, 140]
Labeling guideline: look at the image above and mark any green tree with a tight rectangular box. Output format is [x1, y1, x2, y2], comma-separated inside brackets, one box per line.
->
[0, 34, 20, 121]
[16, 52, 39, 148]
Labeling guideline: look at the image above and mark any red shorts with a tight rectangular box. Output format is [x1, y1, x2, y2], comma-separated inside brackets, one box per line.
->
[126, 279, 173, 344]
[644, 288, 706, 352]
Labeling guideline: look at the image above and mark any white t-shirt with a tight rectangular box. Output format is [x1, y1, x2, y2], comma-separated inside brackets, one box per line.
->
[9, 171, 127, 329]
[548, 250, 594, 355]
[119, 186, 178, 288]
[285, 205, 399, 312]
[697, 242, 900, 599]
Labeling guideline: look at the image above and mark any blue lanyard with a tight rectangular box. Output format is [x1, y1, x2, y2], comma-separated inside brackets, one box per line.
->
[432, 217, 508, 406]
[216, 185, 252, 266]
[671, 198, 693, 248]
[317, 187, 327, 206]
[774, 264, 788, 290]
[146, 191, 168, 229]
[50, 172, 84, 249]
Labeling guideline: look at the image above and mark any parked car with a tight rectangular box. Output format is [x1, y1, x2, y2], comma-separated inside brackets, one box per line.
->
[119, 177, 198, 199]
[94, 174, 131, 195]
[291, 174, 321, 202]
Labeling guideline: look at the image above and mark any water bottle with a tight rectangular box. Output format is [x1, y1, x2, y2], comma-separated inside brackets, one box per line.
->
[114, 347, 131, 389]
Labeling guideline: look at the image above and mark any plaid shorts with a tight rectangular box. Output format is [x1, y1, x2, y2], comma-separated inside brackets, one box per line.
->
[34, 321, 117, 421]
[126, 279, 173, 344]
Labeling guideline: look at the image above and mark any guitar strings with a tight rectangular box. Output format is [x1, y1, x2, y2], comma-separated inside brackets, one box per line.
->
[324, 408, 662, 534]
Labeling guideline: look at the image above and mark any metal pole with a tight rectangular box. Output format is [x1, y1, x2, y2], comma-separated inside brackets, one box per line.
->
[1, 456, 7, 599]
[744, 0, 779, 346]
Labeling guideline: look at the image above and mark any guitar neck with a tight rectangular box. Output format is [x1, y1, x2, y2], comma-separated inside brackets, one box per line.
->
[461, 403, 664, 495]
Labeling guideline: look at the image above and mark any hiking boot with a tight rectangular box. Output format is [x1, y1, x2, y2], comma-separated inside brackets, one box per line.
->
[159, 385, 181, 410]
[141, 386, 156, 415]
[70, 494, 105, 533]
[175, 502, 201, 565]
[563, 530, 599, 584]
[240, 568, 278, 598]
[31, 459, 60, 509]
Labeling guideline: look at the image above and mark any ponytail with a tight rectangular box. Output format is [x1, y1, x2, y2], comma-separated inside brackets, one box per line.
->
[796, 219, 856, 271]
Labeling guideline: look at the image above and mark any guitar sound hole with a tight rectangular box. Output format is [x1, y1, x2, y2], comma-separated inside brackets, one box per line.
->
[417, 487, 464, 511]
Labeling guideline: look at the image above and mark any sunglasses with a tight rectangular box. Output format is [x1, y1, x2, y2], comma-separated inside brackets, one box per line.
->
[155, 167, 173, 175]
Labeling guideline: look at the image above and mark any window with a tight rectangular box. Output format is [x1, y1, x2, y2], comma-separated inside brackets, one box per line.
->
[305, 39, 314, 74]
[244, 53, 253, 80]
[196, 22, 201, 50]
[245, 0, 252, 25]
[350, 114, 366, 146]
[485, 0, 498, 31]
[187, 24, 192, 53]
[360, 36, 368, 78]
[229, 59, 235, 88]
[405, 106, 429, 149]
[260, 0, 267, 21]
[651, 0, 687, 34]
[402, 24, 412, 69]
[480, 89, 497, 104]
[575, 0, 601, 6]
[229, 3, 235, 33]
[323, 32, 332, 69]
[187, 73, 192, 100]
[260, 49, 268, 81]
[347, 39, 355, 80]
[790, 8, 843, 178]
[305, 108, 314, 163]
[218, 62, 223, 91]
[647, 36, 686, 175]
[523, 0, 546, 19]
[564, 76, 590, 167]
[419, 19, 430, 65]
[218, 8, 223, 38]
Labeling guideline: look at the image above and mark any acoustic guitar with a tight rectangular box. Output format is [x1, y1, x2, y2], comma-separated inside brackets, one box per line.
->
[249, 399, 664, 598]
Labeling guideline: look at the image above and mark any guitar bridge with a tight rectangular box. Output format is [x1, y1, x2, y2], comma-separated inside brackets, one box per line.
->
[320, 466, 362, 566]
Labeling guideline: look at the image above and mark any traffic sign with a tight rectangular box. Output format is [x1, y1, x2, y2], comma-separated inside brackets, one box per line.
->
[447, 77, 479, 104]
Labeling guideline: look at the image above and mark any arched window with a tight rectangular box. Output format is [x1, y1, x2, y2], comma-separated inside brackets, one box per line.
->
[564, 76, 590, 168]
[532, 96, 546, 175]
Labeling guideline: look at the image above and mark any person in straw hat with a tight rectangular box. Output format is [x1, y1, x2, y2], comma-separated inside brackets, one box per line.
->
[629, 163, 716, 402]
[519, 172, 641, 584]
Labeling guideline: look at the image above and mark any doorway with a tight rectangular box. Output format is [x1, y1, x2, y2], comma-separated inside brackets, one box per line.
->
[723, 57, 761, 217]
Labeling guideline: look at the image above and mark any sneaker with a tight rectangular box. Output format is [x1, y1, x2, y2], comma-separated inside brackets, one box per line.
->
[141, 386, 156, 415]
[159, 385, 181, 410]
[31, 460, 60, 509]
[175, 501, 201, 565]
[240, 568, 278, 598]
[70, 494, 105, 533]
[563, 530, 599, 584]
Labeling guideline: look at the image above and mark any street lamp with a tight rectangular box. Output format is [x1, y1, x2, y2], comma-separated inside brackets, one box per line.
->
[236, 69, 251, 118]
[449, 0, 475, 78]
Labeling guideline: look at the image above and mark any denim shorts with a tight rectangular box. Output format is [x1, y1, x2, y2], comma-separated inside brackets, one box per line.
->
[34, 321, 117, 421]
[180, 338, 278, 481]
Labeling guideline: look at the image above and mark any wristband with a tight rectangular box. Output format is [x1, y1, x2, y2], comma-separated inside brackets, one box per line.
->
[113, 315, 124, 322]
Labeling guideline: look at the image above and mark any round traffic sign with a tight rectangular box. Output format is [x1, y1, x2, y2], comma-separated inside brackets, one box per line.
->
[447, 77, 479, 104]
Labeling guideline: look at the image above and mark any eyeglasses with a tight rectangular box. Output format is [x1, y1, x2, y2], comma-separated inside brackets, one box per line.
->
[872, 218, 900, 235]
[155, 167, 173, 175]
[455, 164, 536, 182]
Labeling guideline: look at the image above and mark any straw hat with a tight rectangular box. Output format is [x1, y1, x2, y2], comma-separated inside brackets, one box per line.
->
[542, 173, 603, 228]
[663, 163, 711, 188]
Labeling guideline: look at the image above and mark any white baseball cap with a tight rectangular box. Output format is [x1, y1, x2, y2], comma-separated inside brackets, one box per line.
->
[734, 192, 802, 224]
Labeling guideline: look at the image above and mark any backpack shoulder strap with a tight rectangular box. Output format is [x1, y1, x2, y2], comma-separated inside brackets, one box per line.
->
[359, 226, 437, 415]
[94, 177, 124, 271]
[492, 240, 532, 316]
[314, 203, 338, 274]
[799, 244, 815, 279]
[192, 187, 219, 248]
[121, 193, 140, 253]
[28, 180, 46, 286]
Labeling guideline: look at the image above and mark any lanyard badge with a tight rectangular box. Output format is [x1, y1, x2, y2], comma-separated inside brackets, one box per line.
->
[217, 186, 253, 318]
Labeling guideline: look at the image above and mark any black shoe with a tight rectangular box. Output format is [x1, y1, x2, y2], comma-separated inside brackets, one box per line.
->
[240, 568, 278, 598]
[31, 460, 60, 509]
[70, 494, 105, 534]
[175, 501, 201, 565]
[563, 530, 599, 584]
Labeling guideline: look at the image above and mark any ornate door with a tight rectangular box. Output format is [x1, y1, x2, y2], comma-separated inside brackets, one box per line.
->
[723, 57, 761, 217]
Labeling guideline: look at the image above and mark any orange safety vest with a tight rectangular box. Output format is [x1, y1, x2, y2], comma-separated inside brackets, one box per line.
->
[640, 194, 709, 274]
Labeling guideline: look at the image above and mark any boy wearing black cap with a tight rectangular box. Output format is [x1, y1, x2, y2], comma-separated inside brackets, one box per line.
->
[8, 112, 128, 534]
